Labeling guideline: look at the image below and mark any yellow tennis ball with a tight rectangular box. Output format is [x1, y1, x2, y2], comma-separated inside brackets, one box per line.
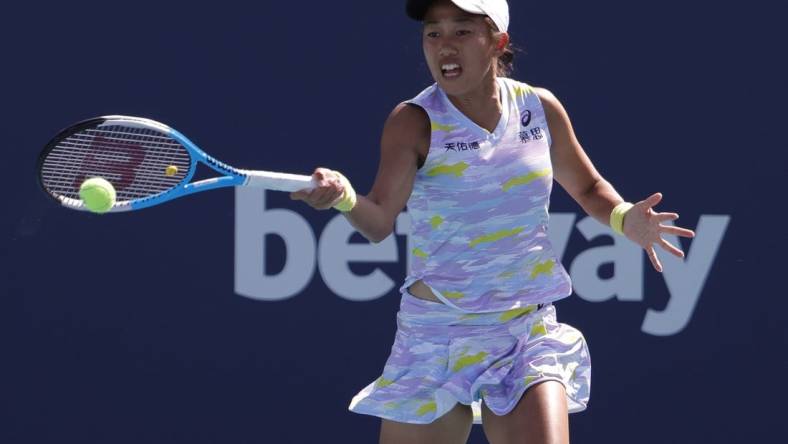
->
[165, 165, 178, 176]
[79, 177, 116, 214]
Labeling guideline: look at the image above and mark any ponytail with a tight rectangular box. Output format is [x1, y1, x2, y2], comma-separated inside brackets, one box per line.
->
[485, 17, 518, 77]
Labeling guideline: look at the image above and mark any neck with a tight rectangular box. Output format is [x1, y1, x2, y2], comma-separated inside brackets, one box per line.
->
[445, 73, 503, 133]
[447, 74, 500, 115]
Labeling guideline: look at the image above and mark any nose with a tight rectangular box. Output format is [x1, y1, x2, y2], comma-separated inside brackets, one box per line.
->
[438, 44, 458, 57]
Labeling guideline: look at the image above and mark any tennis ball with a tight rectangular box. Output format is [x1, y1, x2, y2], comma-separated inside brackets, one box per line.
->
[79, 177, 116, 214]
[165, 165, 178, 176]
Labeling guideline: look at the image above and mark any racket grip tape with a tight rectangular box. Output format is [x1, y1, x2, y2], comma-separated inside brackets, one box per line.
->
[242, 170, 317, 192]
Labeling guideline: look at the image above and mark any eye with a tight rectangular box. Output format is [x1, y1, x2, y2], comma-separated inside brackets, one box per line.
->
[456, 29, 472, 36]
[425, 31, 440, 38]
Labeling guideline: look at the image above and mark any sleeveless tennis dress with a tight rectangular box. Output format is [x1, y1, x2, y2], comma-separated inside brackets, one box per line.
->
[349, 78, 591, 424]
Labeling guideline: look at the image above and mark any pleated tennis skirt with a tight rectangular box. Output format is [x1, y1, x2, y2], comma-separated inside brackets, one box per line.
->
[349, 291, 591, 424]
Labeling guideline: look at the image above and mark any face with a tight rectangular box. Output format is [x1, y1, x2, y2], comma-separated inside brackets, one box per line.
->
[422, 0, 501, 97]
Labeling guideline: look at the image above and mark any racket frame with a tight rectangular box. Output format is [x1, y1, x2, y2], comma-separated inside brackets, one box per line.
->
[38, 116, 314, 213]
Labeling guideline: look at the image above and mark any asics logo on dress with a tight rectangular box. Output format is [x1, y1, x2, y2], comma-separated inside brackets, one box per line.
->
[520, 110, 532, 127]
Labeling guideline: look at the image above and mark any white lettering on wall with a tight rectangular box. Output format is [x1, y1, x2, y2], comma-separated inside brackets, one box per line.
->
[234, 188, 316, 301]
[642, 216, 730, 336]
[570, 216, 644, 303]
[234, 189, 730, 336]
[318, 215, 398, 301]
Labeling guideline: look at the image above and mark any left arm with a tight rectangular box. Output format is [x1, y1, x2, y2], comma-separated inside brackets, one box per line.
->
[535, 87, 695, 272]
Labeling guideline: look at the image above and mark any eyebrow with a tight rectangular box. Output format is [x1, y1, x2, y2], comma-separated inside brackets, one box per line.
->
[424, 16, 476, 25]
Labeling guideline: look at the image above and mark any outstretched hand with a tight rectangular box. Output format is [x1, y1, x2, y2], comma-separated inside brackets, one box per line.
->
[290, 168, 346, 210]
[622, 192, 696, 272]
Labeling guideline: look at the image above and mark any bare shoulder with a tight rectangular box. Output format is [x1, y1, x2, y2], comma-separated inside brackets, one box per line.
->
[532, 87, 563, 116]
[531, 86, 575, 137]
[365, 102, 430, 213]
[381, 102, 431, 160]
[383, 102, 430, 141]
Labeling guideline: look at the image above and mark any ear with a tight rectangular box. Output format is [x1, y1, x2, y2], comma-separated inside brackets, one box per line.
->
[495, 32, 510, 53]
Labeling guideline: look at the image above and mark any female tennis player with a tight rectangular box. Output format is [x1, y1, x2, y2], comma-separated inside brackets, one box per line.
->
[291, 0, 695, 442]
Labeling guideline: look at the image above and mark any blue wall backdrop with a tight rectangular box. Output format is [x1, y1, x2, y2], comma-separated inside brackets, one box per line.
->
[2, 1, 785, 443]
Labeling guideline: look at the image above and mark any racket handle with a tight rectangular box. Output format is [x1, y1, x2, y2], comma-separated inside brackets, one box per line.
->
[241, 170, 316, 192]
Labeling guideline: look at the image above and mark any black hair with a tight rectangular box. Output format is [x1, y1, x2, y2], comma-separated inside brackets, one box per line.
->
[497, 43, 516, 77]
[485, 17, 517, 77]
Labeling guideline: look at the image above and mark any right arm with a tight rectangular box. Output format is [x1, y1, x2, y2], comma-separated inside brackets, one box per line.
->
[290, 103, 430, 243]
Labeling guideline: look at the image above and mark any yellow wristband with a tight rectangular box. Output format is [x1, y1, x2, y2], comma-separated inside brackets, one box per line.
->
[610, 201, 634, 235]
[332, 172, 357, 212]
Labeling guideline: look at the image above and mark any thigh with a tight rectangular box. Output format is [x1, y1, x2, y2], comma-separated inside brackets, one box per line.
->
[379, 403, 473, 444]
[481, 380, 569, 444]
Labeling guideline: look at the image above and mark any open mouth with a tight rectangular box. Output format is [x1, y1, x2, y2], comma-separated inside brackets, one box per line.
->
[441, 63, 462, 78]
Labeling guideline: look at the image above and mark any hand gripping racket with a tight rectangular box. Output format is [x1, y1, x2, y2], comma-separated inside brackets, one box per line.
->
[38, 115, 316, 212]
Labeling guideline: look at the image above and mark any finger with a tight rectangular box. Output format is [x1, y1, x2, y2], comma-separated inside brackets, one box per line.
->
[641, 192, 663, 209]
[658, 238, 685, 259]
[323, 172, 346, 190]
[313, 168, 331, 181]
[294, 187, 317, 205]
[660, 224, 695, 238]
[315, 185, 344, 207]
[646, 246, 663, 273]
[328, 192, 345, 208]
[655, 212, 679, 222]
[316, 194, 340, 209]
[301, 187, 322, 200]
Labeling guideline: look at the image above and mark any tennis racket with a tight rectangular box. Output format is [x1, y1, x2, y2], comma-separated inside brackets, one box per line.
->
[38, 115, 316, 212]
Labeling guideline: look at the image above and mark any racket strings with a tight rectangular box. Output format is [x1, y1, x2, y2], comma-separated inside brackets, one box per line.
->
[48, 136, 188, 175]
[41, 125, 192, 201]
[42, 145, 185, 199]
